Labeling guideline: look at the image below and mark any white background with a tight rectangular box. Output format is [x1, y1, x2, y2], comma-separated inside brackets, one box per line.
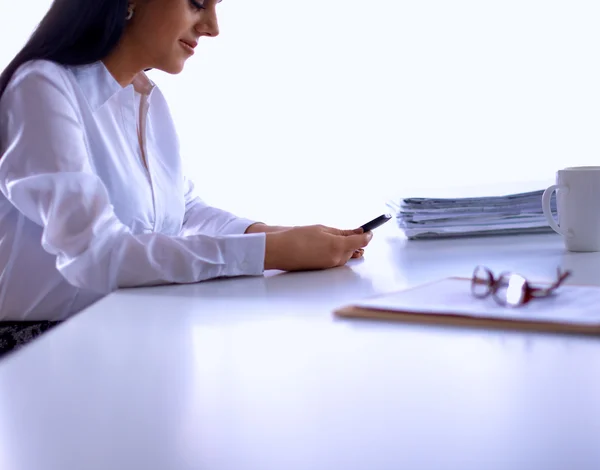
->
[1, 1, 598, 228]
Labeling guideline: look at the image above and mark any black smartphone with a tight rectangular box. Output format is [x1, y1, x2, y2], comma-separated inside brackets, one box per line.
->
[360, 213, 392, 232]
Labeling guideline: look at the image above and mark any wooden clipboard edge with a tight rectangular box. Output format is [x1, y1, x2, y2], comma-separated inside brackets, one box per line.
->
[333, 277, 600, 336]
[333, 305, 600, 336]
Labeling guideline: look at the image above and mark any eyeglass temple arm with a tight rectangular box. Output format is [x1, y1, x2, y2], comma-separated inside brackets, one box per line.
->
[529, 269, 572, 297]
[554, 268, 572, 286]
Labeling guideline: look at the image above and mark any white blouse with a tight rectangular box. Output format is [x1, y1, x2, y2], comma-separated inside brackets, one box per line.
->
[0, 60, 266, 321]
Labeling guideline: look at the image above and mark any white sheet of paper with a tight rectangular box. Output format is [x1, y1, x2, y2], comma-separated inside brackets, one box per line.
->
[355, 279, 600, 326]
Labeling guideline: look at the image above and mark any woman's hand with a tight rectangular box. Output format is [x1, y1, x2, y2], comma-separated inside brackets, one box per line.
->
[305, 224, 367, 259]
[263, 224, 373, 271]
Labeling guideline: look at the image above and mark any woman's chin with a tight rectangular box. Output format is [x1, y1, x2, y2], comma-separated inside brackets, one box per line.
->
[157, 60, 186, 75]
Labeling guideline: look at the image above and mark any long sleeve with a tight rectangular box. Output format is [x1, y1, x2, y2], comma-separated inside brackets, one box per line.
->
[0, 65, 266, 294]
[180, 177, 260, 237]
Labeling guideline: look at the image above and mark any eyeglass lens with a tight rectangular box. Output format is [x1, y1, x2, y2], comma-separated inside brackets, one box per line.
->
[493, 273, 527, 307]
[472, 266, 493, 298]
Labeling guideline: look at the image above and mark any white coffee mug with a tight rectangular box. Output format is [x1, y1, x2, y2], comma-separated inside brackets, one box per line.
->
[542, 166, 600, 252]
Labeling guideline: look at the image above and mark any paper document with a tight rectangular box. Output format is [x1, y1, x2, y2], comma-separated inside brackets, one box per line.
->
[356, 278, 600, 326]
[386, 180, 556, 239]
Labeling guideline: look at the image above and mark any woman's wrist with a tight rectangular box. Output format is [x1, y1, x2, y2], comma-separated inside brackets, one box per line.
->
[264, 231, 286, 270]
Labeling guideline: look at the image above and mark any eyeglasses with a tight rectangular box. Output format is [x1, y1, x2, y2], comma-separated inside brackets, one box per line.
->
[470, 266, 572, 307]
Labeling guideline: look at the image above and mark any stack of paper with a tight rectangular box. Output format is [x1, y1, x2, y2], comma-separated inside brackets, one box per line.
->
[386, 182, 557, 240]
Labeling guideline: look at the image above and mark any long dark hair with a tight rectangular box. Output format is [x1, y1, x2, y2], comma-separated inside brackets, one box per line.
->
[0, 0, 128, 100]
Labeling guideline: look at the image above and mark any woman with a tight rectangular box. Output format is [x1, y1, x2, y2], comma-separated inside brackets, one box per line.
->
[0, 0, 372, 355]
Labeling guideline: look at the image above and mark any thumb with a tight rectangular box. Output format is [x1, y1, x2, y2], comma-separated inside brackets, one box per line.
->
[344, 231, 373, 250]
[337, 227, 365, 236]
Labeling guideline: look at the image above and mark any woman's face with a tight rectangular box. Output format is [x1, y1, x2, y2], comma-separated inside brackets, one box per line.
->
[127, 0, 220, 74]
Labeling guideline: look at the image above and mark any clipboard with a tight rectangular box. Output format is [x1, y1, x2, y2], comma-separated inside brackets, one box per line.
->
[334, 277, 600, 336]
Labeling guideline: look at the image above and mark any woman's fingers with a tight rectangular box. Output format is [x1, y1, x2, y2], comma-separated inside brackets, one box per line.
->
[344, 232, 373, 252]
[320, 226, 365, 236]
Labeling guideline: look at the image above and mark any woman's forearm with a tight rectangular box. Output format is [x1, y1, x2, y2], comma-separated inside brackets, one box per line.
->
[245, 223, 292, 234]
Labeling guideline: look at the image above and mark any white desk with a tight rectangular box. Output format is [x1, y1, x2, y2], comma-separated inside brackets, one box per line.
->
[2, 227, 600, 470]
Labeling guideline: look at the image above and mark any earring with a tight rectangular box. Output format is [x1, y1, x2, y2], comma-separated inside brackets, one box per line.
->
[126, 4, 135, 21]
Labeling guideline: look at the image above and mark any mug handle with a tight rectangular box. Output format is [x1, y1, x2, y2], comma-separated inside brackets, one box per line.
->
[542, 184, 568, 236]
